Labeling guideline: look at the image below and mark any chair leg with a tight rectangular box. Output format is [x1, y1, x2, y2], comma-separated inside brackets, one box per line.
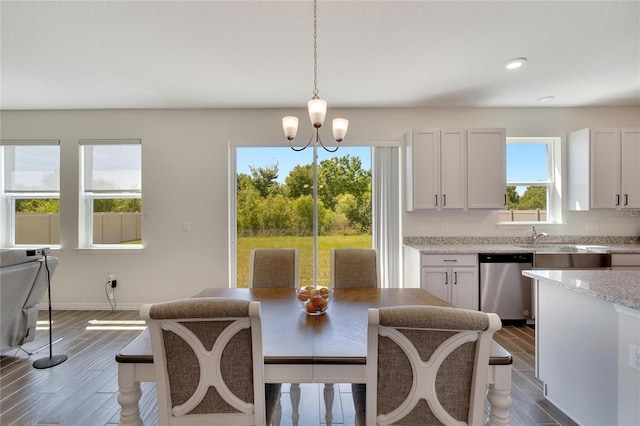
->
[323, 383, 334, 426]
[290, 382, 301, 426]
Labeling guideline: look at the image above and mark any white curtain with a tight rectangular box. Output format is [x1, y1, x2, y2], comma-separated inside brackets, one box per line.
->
[373, 147, 401, 288]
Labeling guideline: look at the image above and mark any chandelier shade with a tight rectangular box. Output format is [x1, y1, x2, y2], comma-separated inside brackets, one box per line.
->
[283, 0, 348, 153]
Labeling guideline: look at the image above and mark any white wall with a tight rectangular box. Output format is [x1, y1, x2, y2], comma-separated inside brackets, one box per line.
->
[1, 107, 639, 308]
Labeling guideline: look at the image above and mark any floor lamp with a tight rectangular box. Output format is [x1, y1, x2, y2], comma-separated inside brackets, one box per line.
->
[32, 251, 67, 369]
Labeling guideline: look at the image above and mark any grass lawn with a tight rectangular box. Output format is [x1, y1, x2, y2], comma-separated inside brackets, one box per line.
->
[237, 234, 372, 288]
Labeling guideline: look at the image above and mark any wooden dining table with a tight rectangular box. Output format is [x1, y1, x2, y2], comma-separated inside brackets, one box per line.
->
[116, 288, 512, 426]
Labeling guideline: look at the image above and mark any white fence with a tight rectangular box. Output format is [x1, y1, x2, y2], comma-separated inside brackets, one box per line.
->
[498, 209, 547, 222]
[15, 212, 141, 245]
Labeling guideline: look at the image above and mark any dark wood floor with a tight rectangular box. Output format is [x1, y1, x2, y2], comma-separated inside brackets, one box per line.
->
[1, 310, 578, 425]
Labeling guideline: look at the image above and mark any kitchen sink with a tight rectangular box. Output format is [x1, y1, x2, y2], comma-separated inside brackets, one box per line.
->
[533, 252, 611, 269]
[515, 244, 612, 268]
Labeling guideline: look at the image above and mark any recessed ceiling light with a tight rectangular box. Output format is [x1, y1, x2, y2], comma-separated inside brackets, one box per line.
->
[505, 57, 527, 70]
[536, 96, 556, 103]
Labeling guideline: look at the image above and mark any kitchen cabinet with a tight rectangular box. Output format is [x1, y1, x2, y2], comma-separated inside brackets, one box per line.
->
[404, 128, 506, 211]
[466, 128, 507, 209]
[421, 254, 479, 310]
[568, 128, 640, 210]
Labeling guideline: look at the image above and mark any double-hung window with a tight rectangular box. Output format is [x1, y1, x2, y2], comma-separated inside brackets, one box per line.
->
[502, 137, 561, 224]
[79, 139, 142, 248]
[1, 140, 60, 248]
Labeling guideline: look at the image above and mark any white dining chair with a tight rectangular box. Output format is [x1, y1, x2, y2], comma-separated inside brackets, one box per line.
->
[140, 297, 281, 426]
[353, 305, 501, 425]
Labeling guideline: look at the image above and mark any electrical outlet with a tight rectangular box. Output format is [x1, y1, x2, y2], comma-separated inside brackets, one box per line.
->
[108, 273, 116, 282]
[630, 344, 640, 372]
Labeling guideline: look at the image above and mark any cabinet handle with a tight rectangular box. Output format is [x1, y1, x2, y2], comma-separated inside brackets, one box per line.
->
[624, 194, 629, 206]
[443, 194, 446, 207]
[443, 259, 458, 262]
[435, 194, 438, 206]
[454, 272, 458, 285]
[444, 271, 448, 285]
[616, 194, 620, 206]
[504, 194, 507, 206]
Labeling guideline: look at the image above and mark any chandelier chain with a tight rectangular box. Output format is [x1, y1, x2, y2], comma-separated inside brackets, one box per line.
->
[312, 0, 319, 99]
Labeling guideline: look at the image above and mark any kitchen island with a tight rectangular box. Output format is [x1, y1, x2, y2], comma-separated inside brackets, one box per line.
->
[522, 269, 640, 426]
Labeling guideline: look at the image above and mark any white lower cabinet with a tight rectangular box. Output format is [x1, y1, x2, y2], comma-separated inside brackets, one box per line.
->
[421, 254, 479, 310]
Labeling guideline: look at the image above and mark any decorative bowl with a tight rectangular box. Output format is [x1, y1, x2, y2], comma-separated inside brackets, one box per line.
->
[296, 286, 331, 315]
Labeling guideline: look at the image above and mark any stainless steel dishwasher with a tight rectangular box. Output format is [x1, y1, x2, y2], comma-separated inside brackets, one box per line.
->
[479, 253, 534, 323]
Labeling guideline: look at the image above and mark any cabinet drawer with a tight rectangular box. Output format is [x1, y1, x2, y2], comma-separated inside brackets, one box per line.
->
[421, 254, 477, 267]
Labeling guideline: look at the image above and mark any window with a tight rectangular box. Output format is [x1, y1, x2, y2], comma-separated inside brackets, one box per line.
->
[80, 140, 142, 248]
[501, 137, 561, 224]
[230, 143, 400, 289]
[1, 140, 60, 247]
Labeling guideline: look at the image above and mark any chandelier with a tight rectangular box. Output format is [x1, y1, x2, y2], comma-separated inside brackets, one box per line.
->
[282, 0, 348, 153]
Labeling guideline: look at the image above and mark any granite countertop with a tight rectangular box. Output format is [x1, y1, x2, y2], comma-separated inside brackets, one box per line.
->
[523, 269, 640, 311]
[403, 237, 640, 254]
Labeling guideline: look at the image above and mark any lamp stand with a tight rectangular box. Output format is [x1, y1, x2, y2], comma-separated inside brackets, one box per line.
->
[33, 255, 67, 369]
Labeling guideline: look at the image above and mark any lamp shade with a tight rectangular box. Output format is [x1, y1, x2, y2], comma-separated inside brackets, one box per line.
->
[332, 118, 349, 142]
[308, 98, 327, 128]
[282, 116, 299, 140]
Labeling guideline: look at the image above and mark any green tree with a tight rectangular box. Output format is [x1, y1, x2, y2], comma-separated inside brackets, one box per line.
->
[237, 184, 263, 235]
[519, 186, 547, 210]
[94, 198, 140, 212]
[284, 164, 314, 199]
[249, 164, 280, 197]
[16, 199, 59, 213]
[318, 155, 370, 210]
[506, 186, 520, 210]
[259, 193, 293, 234]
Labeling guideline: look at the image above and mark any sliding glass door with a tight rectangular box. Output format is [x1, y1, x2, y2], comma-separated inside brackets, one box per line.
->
[234, 146, 372, 288]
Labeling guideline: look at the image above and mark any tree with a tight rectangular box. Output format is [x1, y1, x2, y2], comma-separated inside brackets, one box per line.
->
[318, 155, 370, 210]
[16, 199, 59, 213]
[249, 164, 280, 197]
[519, 186, 547, 210]
[284, 164, 314, 199]
[506, 186, 520, 210]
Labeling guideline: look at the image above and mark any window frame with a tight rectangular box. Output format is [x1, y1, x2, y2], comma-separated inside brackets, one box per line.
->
[79, 139, 143, 250]
[500, 137, 562, 226]
[0, 139, 61, 248]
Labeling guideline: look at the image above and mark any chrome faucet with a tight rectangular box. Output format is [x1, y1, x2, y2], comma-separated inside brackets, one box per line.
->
[531, 226, 549, 244]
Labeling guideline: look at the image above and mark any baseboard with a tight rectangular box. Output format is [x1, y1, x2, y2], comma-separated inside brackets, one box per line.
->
[40, 303, 143, 311]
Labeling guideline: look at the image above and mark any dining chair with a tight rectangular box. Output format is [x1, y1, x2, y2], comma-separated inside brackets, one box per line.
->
[353, 305, 501, 426]
[140, 297, 282, 426]
[249, 248, 299, 288]
[328, 248, 379, 425]
[330, 248, 380, 289]
[248, 248, 300, 425]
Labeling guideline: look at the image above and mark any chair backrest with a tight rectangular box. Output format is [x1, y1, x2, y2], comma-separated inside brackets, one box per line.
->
[140, 297, 267, 426]
[364, 305, 501, 426]
[249, 248, 299, 288]
[330, 248, 379, 288]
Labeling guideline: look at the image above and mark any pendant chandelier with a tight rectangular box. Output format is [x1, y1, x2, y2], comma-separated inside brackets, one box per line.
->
[282, 0, 348, 153]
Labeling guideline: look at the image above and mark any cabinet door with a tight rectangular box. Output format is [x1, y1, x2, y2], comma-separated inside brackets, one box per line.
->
[450, 267, 479, 310]
[406, 130, 440, 210]
[440, 130, 466, 209]
[590, 128, 621, 208]
[466, 129, 506, 209]
[421, 267, 450, 302]
[621, 128, 640, 208]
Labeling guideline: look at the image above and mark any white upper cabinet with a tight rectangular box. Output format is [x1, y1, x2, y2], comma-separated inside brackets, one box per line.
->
[466, 128, 507, 209]
[568, 128, 640, 210]
[404, 128, 506, 211]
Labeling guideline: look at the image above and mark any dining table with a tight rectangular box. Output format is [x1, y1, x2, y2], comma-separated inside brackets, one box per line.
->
[115, 288, 512, 426]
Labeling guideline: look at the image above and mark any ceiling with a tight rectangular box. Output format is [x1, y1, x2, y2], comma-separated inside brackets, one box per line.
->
[1, 0, 639, 110]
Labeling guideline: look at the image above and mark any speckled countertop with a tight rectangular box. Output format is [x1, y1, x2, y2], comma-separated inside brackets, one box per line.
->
[404, 236, 640, 254]
[523, 269, 640, 311]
